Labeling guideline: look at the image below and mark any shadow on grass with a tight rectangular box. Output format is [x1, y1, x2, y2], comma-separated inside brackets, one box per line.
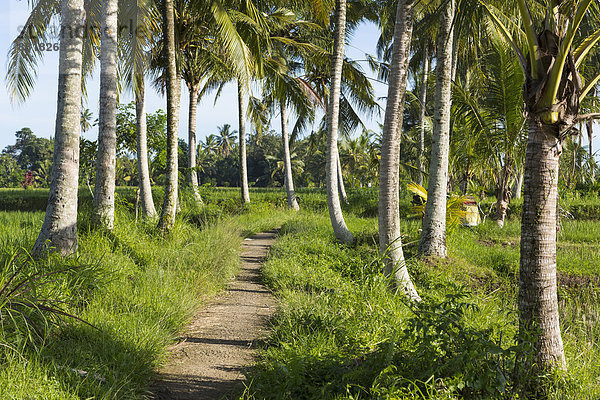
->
[40, 323, 159, 399]
[103, 230, 150, 268]
[243, 292, 521, 400]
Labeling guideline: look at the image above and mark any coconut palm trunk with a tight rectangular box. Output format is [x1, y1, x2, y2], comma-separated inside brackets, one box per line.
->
[158, 0, 180, 233]
[496, 159, 511, 227]
[418, 0, 455, 258]
[238, 80, 250, 204]
[417, 45, 429, 186]
[326, 0, 354, 244]
[587, 119, 594, 180]
[280, 99, 300, 210]
[513, 169, 523, 199]
[518, 122, 565, 370]
[135, 74, 157, 218]
[92, 0, 119, 230]
[188, 84, 203, 207]
[33, 0, 85, 255]
[337, 153, 349, 203]
[379, 0, 420, 300]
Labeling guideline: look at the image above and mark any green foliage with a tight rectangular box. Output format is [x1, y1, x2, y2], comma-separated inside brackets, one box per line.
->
[0, 189, 291, 398]
[0, 128, 53, 188]
[243, 208, 600, 399]
[244, 215, 520, 399]
[0, 251, 96, 358]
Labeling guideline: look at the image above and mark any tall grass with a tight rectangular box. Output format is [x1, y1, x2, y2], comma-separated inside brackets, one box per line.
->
[0, 192, 292, 399]
[243, 213, 600, 399]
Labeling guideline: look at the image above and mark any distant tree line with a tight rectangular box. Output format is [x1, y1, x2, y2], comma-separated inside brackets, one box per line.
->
[0, 105, 382, 191]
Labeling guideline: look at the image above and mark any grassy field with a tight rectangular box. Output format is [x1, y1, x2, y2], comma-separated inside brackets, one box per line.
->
[0, 187, 599, 399]
[0, 190, 292, 399]
[242, 212, 600, 399]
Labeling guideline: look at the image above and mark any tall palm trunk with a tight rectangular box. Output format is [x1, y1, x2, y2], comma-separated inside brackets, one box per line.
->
[326, 0, 354, 244]
[33, 0, 85, 255]
[379, 0, 420, 300]
[450, 39, 459, 82]
[571, 129, 582, 187]
[587, 119, 594, 180]
[238, 81, 250, 204]
[417, 45, 429, 186]
[281, 99, 299, 210]
[518, 122, 565, 371]
[158, 0, 180, 233]
[93, 0, 119, 230]
[495, 159, 511, 228]
[135, 74, 156, 218]
[418, 0, 455, 258]
[188, 84, 203, 207]
[513, 170, 523, 199]
[337, 153, 349, 203]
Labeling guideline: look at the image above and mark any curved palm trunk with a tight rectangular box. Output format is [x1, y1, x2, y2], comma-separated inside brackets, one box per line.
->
[281, 100, 299, 210]
[158, 0, 180, 233]
[337, 153, 349, 204]
[135, 75, 157, 218]
[417, 45, 429, 186]
[326, 0, 354, 244]
[518, 122, 565, 371]
[188, 85, 203, 208]
[418, 0, 455, 258]
[379, 0, 420, 300]
[238, 81, 250, 204]
[93, 0, 119, 230]
[33, 0, 85, 255]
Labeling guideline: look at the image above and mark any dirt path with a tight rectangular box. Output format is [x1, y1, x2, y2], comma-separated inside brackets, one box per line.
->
[151, 230, 278, 400]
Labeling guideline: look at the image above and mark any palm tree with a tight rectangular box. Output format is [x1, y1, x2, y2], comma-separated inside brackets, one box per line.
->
[266, 144, 305, 186]
[32, 0, 85, 255]
[379, 0, 420, 300]
[116, 0, 160, 219]
[135, 73, 158, 218]
[280, 98, 300, 210]
[416, 44, 430, 186]
[216, 124, 237, 157]
[418, 0, 455, 258]
[80, 108, 94, 133]
[174, 0, 250, 208]
[238, 80, 251, 203]
[261, 54, 317, 211]
[92, 0, 119, 230]
[326, 0, 354, 244]
[451, 38, 526, 227]
[482, 0, 600, 375]
[157, 0, 180, 233]
[203, 134, 220, 155]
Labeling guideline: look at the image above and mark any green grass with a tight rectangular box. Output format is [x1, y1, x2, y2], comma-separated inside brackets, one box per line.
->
[0, 191, 293, 399]
[242, 212, 600, 399]
[2, 187, 600, 399]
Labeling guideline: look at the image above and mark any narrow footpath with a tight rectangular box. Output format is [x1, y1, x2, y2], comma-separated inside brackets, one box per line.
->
[152, 230, 278, 399]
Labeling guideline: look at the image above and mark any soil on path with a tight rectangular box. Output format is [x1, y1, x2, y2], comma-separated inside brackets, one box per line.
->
[151, 230, 278, 400]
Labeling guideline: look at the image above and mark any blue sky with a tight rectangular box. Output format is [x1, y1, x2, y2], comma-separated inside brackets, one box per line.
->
[0, 1, 386, 151]
[1, 1, 598, 158]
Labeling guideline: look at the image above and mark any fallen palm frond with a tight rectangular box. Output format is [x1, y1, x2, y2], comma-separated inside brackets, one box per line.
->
[0, 251, 97, 353]
[407, 182, 468, 228]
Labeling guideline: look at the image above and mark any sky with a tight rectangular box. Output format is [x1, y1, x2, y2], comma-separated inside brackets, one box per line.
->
[0, 1, 387, 151]
[0, 1, 598, 157]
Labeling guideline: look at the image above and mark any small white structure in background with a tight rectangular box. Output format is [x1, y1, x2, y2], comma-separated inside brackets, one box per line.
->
[461, 196, 481, 226]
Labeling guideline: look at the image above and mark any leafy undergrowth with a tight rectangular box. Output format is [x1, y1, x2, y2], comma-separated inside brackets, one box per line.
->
[0, 200, 292, 399]
[242, 213, 600, 399]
